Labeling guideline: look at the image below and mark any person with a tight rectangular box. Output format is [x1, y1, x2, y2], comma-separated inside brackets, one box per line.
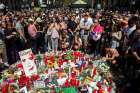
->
[50, 20, 59, 53]
[110, 24, 122, 49]
[89, 19, 103, 55]
[0, 22, 8, 68]
[80, 13, 93, 52]
[102, 47, 119, 65]
[5, 21, 20, 65]
[59, 31, 69, 51]
[45, 23, 52, 52]
[28, 18, 38, 54]
[0, 2, 5, 13]
[131, 24, 140, 78]
[72, 35, 82, 51]
[67, 16, 76, 49]
[15, 16, 26, 51]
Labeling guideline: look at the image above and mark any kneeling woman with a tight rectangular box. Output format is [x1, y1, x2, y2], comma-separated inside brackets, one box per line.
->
[102, 47, 120, 65]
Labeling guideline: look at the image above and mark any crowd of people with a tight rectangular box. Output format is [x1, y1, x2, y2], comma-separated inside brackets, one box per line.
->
[0, 8, 140, 92]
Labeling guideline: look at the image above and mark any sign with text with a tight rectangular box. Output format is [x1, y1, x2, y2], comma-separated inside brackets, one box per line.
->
[33, 80, 46, 88]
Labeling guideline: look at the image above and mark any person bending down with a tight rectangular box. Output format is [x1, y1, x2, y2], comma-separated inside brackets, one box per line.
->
[102, 47, 120, 64]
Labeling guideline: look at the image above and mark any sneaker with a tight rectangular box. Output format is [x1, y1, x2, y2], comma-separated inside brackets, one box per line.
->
[3, 62, 10, 67]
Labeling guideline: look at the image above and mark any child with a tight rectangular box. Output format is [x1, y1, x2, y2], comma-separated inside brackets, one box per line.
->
[72, 35, 82, 51]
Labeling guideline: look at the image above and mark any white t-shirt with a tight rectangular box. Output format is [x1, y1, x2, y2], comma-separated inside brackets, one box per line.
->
[80, 17, 93, 30]
[0, 3, 5, 10]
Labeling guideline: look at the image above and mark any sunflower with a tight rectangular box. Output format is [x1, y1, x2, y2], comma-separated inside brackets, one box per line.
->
[47, 60, 54, 68]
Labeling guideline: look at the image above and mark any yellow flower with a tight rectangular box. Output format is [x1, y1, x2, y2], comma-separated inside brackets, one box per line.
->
[47, 60, 54, 68]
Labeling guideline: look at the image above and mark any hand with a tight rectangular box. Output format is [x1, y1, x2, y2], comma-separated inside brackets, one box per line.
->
[137, 58, 140, 63]
[12, 32, 17, 35]
[102, 57, 106, 61]
[125, 50, 129, 55]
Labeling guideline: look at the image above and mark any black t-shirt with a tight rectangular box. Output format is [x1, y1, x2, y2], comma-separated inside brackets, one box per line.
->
[5, 28, 17, 46]
[67, 20, 77, 31]
[132, 38, 140, 57]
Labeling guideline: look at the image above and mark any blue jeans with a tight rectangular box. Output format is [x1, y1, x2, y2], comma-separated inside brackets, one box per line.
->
[80, 30, 89, 51]
[45, 35, 52, 51]
[111, 40, 119, 49]
[51, 38, 58, 51]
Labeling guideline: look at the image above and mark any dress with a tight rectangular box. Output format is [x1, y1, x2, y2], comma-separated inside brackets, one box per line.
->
[5, 28, 20, 65]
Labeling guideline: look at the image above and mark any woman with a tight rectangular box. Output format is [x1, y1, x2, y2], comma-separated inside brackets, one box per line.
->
[5, 21, 20, 65]
[15, 16, 26, 51]
[102, 47, 119, 65]
[110, 24, 122, 49]
[28, 18, 38, 54]
[50, 20, 59, 53]
[45, 23, 52, 52]
[89, 20, 103, 55]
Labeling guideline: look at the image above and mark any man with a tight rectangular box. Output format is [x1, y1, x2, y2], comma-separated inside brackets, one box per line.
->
[80, 13, 93, 52]
[129, 25, 140, 82]
[0, 22, 9, 68]
[67, 16, 77, 49]
[0, 2, 5, 13]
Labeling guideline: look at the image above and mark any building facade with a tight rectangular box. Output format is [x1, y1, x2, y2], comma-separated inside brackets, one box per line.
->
[88, 0, 140, 9]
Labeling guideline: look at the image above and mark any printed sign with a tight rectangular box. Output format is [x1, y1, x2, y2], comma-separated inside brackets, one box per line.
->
[19, 49, 37, 77]
[33, 80, 46, 88]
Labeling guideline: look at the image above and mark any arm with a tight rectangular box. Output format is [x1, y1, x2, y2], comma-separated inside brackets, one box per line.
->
[113, 31, 122, 40]
[17, 29, 24, 38]
[55, 23, 60, 31]
[6, 35, 14, 39]
[105, 50, 116, 61]
[33, 24, 37, 32]
[132, 52, 140, 60]
[80, 20, 86, 29]
[106, 55, 115, 61]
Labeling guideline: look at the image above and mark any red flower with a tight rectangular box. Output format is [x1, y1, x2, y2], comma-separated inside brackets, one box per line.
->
[107, 86, 112, 93]
[44, 58, 48, 65]
[73, 51, 81, 59]
[16, 63, 23, 69]
[93, 68, 97, 76]
[97, 81, 101, 88]
[70, 78, 77, 87]
[93, 89, 97, 93]
[58, 59, 63, 66]
[18, 75, 30, 88]
[29, 53, 35, 60]
[31, 74, 40, 81]
[76, 80, 80, 87]
[2, 84, 9, 93]
[65, 79, 69, 87]
[50, 56, 55, 63]
[98, 88, 104, 93]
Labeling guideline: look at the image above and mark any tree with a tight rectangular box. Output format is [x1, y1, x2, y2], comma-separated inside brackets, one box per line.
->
[56, 0, 75, 6]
